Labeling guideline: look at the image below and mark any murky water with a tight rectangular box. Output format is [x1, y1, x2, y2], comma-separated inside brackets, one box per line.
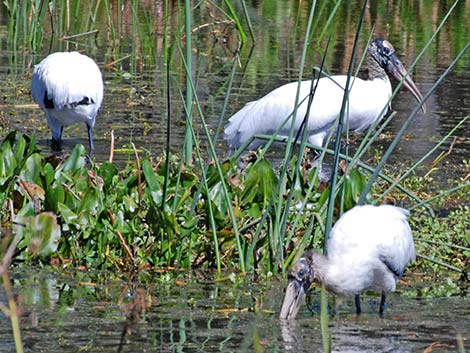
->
[1, 1, 469, 173]
[0, 270, 468, 352]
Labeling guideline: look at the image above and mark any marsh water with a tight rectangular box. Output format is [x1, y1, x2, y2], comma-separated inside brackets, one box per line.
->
[1, 0, 470, 352]
[2, 1, 470, 171]
[0, 269, 469, 353]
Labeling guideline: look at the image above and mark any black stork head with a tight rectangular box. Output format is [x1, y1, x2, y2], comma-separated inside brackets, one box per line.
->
[368, 38, 426, 113]
[279, 253, 316, 320]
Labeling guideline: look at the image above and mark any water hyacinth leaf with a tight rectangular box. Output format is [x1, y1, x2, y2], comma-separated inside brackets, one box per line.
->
[19, 153, 44, 185]
[142, 159, 161, 191]
[98, 162, 119, 187]
[14, 212, 61, 257]
[13, 133, 27, 162]
[208, 181, 229, 221]
[147, 187, 163, 207]
[342, 169, 368, 210]
[42, 162, 56, 186]
[0, 138, 16, 183]
[58, 202, 79, 226]
[78, 189, 101, 215]
[241, 158, 278, 207]
[45, 185, 65, 213]
[142, 159, 164, 205]
[61, 144, 87, 173]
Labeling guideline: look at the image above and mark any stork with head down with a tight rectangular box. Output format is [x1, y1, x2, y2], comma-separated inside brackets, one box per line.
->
[279, 204, 416, 320]
[224, 38, 426, 151]
[31, 51, 104, 151]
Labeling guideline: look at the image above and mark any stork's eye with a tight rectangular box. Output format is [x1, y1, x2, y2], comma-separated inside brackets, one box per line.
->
[298, 268, 307, 278]
[381, 47, 392, 56]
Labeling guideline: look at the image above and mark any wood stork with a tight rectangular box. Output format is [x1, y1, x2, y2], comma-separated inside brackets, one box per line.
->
[31, 52, 104, 151]
[224, 38, 426, 151]
[279, 204, 415, 320]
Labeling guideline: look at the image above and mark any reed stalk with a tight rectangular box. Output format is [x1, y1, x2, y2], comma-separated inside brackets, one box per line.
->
[376, 116, 469, 204]
[324, 0, 368, 250]
[177, 43, 245, 272]
[358, 42, 470, 204]
[184, 0, 194, 165]
[320, 284, 331, 353]
[354, 0, 463, 205]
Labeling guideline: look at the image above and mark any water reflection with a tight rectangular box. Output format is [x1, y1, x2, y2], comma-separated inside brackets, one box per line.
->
[1, 270, 468, 352]
[0, 0, 468, 171]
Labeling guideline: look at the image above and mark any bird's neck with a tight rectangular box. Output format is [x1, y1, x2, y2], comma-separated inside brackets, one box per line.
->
[311, 253, 330, 284]
[367, 54, 388, 81]
[311, 253, 346, 295]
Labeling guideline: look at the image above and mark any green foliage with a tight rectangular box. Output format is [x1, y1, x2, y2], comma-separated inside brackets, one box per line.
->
[241, 158, 278, 207]
[413, 206, 470, 268]
[0, 133, 373, 272]
[15, 212, 61, 258]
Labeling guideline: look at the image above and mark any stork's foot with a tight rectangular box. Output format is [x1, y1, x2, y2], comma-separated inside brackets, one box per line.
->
[379, 292, 386, 317]
[51, 138, 62, 151]
[355, 294, 361, 315]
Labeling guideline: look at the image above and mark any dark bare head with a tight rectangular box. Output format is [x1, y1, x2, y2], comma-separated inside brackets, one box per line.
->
[279, 252, 317, 320]
[368, 38, 426, 113]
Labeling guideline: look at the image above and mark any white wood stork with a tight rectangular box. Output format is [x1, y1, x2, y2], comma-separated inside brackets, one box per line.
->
[224, 38, 426, 151]
[31, 52, 104, 151]
[279, 204, 415, 320]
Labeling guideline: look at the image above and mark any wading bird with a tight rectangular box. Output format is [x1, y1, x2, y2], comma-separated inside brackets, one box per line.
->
[31, 52, 104, 151]
[279, 204, 415, 320]
[224, 38, 426, 151]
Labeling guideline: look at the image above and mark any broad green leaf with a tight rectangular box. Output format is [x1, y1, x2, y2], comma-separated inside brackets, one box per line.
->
[78, 189, 101, 215]
[45, 185, 65, 212]
[58, 202, 78, 225]
[14, 212, 61, 257]
[98, 162, 119, 187]
[61, 144, 87, 173]
[241, 158, 278, 207]
[13, 134, 27, 162]
[20, 153, 44, 184]
[0, 140, 16, 182]
[142, 159, 161, 191]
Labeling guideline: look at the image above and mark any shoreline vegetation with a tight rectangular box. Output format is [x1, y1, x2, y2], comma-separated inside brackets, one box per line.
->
[0, 132, 468, 283]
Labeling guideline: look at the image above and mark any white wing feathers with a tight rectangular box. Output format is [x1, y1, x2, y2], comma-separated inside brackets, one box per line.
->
[31, 52, 103, 111]
[327, 205, 415, 278]
[224, 75, 392, 150]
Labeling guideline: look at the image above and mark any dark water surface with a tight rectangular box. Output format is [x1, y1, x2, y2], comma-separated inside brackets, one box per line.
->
[1, 1, 469, 174]
[0, 269, 468, 353]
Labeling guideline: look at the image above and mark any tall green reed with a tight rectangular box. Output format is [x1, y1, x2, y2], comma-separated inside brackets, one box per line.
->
[183, 0, 194, 165]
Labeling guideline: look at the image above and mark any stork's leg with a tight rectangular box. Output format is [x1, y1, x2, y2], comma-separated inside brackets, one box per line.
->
[354, 294, 361, 315]
[379, 292, 386, 315]
[51, 127, 64, 151]
[87, 125, 95, 151]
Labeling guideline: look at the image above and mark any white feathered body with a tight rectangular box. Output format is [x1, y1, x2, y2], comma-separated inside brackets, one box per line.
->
[31, 52, 103, 141]
[313, 205, 415, 296]
[224, 75, 392, 149]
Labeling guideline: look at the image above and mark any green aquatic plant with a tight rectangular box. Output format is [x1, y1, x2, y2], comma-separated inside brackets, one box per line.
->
[0, 132, 371, 272]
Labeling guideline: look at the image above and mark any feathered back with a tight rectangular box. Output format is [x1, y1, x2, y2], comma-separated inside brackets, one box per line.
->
[31, 52, 103, 111]
[327, 204, 415, 277]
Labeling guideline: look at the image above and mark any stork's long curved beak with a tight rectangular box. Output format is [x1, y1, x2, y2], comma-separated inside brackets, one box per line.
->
[388, 56, 427, 113]
[279, 277, 307, 320]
